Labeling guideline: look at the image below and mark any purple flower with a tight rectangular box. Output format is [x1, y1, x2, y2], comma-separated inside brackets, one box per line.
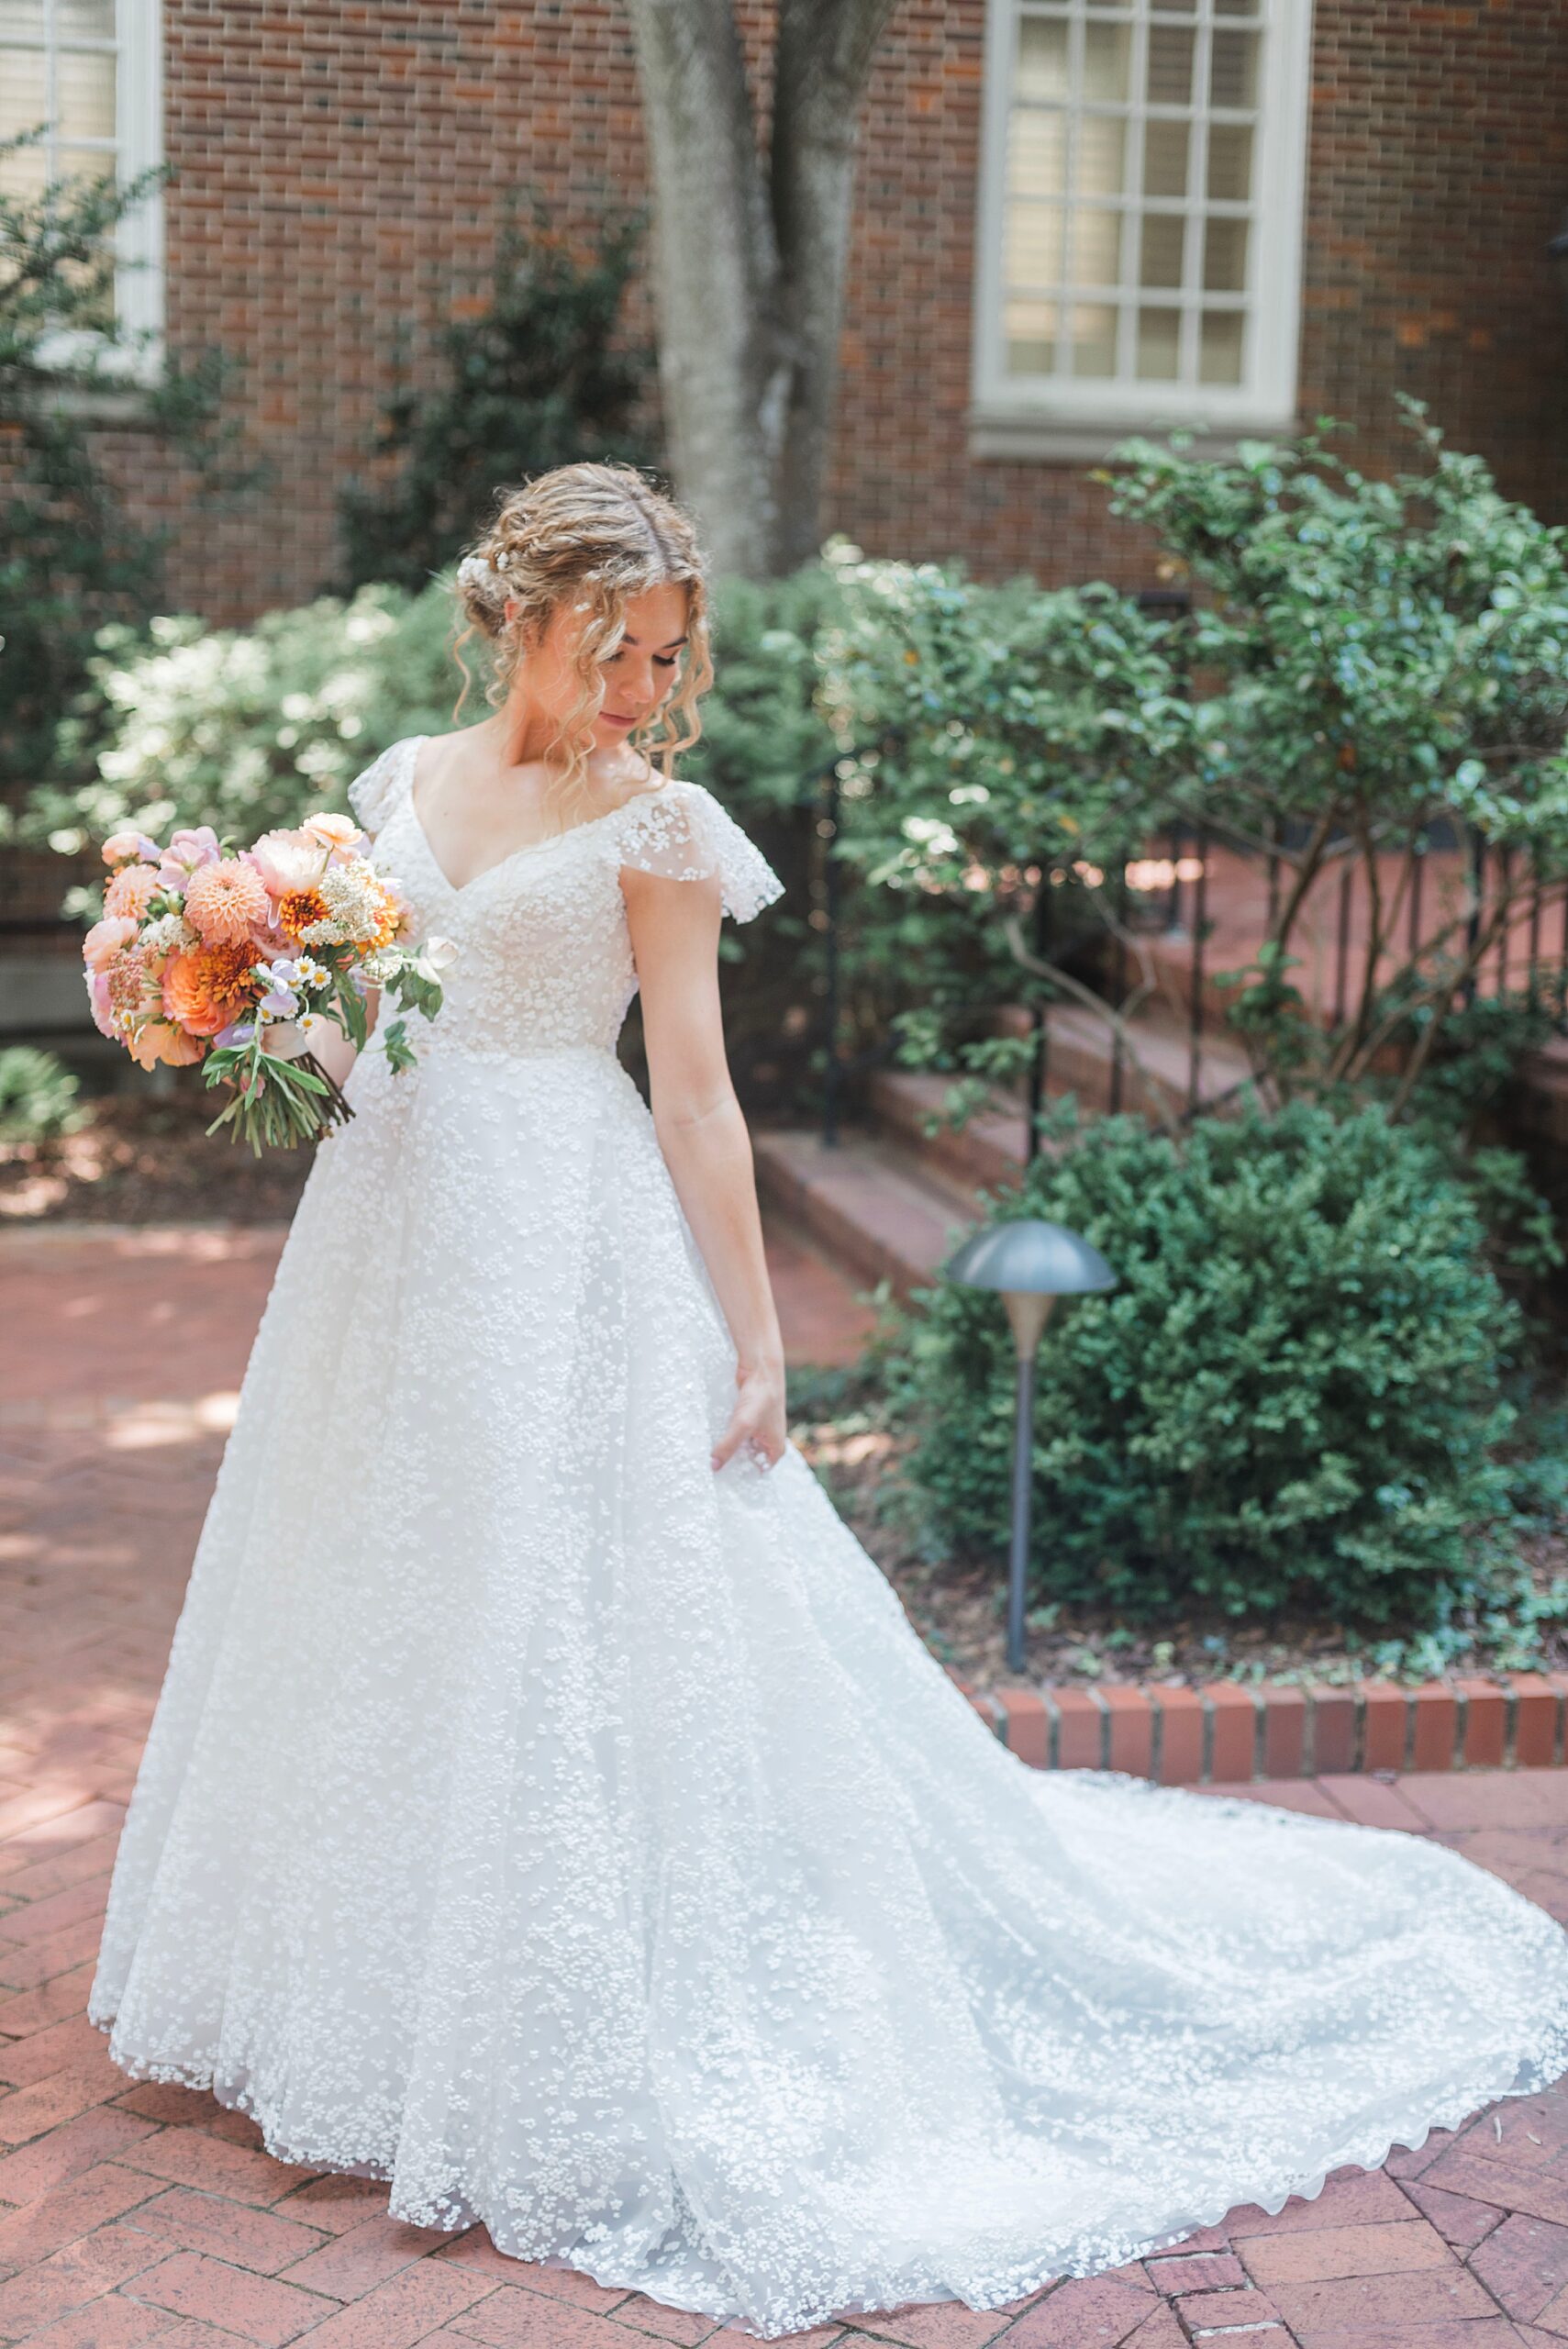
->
[158, 825, 221, 893]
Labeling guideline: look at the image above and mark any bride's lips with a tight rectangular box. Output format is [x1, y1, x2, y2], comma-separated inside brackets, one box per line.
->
[601, 711, 640, 728]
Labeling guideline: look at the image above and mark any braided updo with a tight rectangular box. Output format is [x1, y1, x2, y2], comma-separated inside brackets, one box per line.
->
[450, 461, 715, 808]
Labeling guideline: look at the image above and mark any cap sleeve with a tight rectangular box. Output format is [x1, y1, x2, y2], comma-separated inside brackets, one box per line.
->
[347, 738, 417, 841]
[615, 780, 784, 925]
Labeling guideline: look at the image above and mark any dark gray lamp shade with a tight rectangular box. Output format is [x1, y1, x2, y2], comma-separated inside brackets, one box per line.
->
[947, 1219, 1117, 1359]
[946, 1219, 1117, 1299]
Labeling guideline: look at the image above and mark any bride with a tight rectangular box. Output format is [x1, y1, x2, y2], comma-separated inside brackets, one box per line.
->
[89, 459, 1568, 2341]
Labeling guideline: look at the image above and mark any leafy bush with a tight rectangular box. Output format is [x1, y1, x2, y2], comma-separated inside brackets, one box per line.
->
[879, 1097, 1527, 1632]
[27, 566, 841, 1107]
[30, 566, 839, 918]
[337, 199, 659, 596]
[0, 133, 248, 793]
[0, 1047, 87, 1145]
[820, 408, 1568, 1130]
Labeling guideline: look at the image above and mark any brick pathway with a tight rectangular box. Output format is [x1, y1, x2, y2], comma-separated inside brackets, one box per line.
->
[6, 1230, 1568, 2345]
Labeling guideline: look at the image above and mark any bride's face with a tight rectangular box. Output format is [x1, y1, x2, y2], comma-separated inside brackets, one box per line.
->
[510, 580, 691, 753]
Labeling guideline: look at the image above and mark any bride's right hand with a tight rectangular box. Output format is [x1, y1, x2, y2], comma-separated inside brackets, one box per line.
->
[711, 1361, 787, 1473]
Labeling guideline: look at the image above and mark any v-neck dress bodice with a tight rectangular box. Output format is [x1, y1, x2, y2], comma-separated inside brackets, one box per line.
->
[87, 735, 1568, 2341]
[356, 734, 783, 1059]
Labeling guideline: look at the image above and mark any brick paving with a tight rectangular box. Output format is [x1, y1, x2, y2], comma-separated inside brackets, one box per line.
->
[7, 1227, 1568, 2344]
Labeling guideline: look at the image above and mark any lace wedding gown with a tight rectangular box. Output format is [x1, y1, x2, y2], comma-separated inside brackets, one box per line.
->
[90, 733, 1568, 2339]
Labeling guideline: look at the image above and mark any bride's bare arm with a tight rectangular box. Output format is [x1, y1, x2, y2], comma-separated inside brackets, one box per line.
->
[621, 863, 787, 1470]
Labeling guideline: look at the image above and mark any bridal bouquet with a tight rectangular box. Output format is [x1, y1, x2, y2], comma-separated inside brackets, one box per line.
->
[83, 813, 457, 1153]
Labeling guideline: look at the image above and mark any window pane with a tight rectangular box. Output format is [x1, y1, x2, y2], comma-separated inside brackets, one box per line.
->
[1077, 112, 1127, 197]
[57, 47, 116, 141]
[1136, 306, 1182, 380]
[1005, 297, 1059, 374]
[1067, 302, 1118, 375]
[1199, 310, 1245, 384]
[57, 0, 115, 33]
[1214, 0, 1257, 12]
[1142, 117, 1188, 198]
[0, 44, 46, 139]
[1145, 25, 1194, 105]
[1017, 17, 1070, 102]
[57, 140, 114, 184]
[1210, 29, 1258, 109]
[1006, 200, 1065, 286]
[0, 0, 44, 34]
[1083, 21, 1130, 102]
[1008, 107, 1069, 200]
[1069, 206, 1123, 287]
[1207, 122, 1253, 203]
[1202, 216, 1248, 292]
[1140, 214, 1185, 289]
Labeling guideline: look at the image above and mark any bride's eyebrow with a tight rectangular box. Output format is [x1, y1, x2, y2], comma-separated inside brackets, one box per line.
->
[619, 631, 690, 650]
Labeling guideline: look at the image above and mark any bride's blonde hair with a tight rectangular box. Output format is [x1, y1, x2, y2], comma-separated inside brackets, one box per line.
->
[450, 461, 715, 809]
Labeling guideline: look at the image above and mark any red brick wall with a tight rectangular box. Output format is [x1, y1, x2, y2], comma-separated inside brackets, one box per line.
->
[120, 0, 1568, 623]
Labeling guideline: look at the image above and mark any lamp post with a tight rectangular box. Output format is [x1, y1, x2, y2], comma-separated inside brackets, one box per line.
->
[946, 1219, 1118, 1675]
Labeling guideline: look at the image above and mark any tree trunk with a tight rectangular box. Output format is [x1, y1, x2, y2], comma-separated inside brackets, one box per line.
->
[625, 0, 895, 578]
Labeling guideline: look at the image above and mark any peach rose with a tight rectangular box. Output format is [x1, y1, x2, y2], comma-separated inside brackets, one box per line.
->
[183, 858, 271, 943]
[248, 829, 329, 897]
[301, 811, 362, 854]
[83, 914, 139, 972]
[102, 829, 160, 868]
[128, 1019, 206, 1070]
[161, 948, 244, 1038]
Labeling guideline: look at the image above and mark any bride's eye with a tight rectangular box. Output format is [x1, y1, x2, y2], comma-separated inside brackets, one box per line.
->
[653, 654, 679, 673]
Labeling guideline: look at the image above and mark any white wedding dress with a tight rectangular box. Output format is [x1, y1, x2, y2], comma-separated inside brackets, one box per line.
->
[90, 733, 1568, 2339]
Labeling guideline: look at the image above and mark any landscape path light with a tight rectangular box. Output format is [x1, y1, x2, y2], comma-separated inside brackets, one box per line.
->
[945, 1219, 1118, 1676]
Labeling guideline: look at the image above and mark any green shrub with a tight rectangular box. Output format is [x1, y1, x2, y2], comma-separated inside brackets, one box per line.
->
[0, 1047, 87, 1145]
[880, 1097, 1526, 1631]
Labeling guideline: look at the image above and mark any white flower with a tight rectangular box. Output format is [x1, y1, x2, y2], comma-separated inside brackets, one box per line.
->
[419, 934, 460, 971]
[309, 861, 386, 946]
[141, 911, 196, 956]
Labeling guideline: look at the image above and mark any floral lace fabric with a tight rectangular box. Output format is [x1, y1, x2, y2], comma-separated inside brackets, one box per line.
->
[90, 736, 1568, 2339]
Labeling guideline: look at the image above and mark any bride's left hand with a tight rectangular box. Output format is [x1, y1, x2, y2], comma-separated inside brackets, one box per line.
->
[712, 1362, 787, 1473]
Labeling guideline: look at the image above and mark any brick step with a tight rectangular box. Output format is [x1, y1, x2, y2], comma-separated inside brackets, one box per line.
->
[993, 997, 1257, 1122]
[866, 1068, 1032, 1193]
[752, 1127, 983, 1301]
[948, 1670, 1568, 1786]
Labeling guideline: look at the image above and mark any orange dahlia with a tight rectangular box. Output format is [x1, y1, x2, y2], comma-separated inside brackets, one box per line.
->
[277, 886, 329, 937]
[183, 857, 271, 944]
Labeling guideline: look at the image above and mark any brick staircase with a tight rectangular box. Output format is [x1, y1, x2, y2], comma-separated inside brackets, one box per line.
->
[755, 862, 1568, 1301]
[753, 994, 1260, 1301]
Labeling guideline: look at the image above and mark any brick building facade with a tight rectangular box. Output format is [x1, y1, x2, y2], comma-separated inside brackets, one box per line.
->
[47, 0, 1568, 626]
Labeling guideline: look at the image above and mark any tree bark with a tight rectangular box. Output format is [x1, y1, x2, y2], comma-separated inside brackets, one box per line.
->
[625, 0, 896, 578]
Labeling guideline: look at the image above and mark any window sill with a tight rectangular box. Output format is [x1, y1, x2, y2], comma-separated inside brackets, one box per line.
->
[32, 378, 164, 429]
[968, 407, 1304, 464]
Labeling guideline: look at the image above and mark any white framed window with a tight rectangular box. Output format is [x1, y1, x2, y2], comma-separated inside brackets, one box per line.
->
[0, 0, 165, 365]
[971, 0, 1312, 455]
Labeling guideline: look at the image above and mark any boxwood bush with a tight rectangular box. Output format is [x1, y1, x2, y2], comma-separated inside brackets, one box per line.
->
[880, 1097, 1526, 1631]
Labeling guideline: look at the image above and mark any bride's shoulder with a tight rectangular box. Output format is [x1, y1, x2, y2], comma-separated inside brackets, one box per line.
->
[611, 773, 784, 926]
[348, 734, 425, 839]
